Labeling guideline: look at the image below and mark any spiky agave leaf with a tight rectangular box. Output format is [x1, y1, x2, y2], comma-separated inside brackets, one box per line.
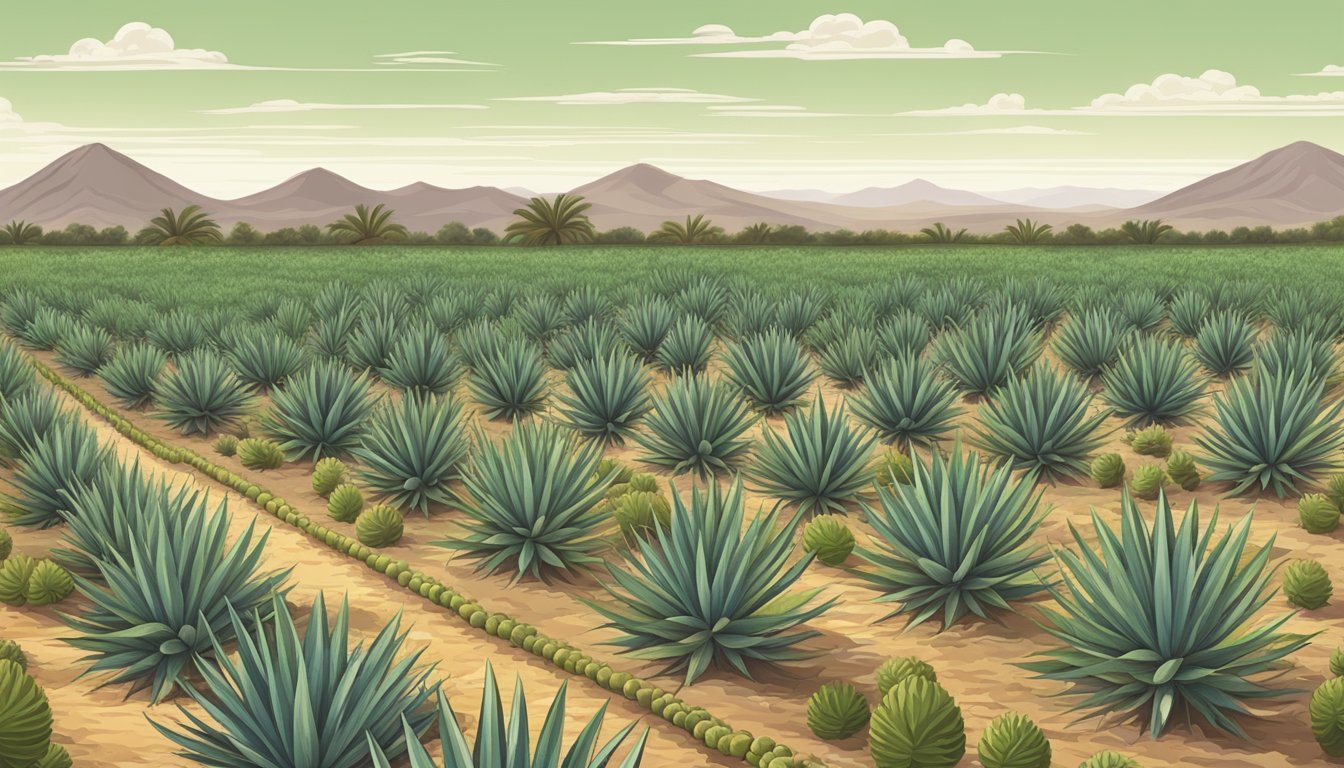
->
[145, 311, 207, 359]
[225, 328, 306, 392]
[555, 350, 653, 445]
[54, 323, 115, 377]
[589, 476, 831, 685]
[748, 393, 876, 516]
[514, 294, 569, 343]
[348, 310, 401, 374]
[1024, 490, 1310, 739]
[96, 342, 167, 409]
[1192, 311, 1257, 377]
[0, 387, 68, 463]
[1100, 335, 1207, 427]
[4, 417, 113, 528]
[0, 340, 35, 403]
[260, 359, 376, 461]
[655, 314, 713, 375]
[720, 329, 816, 415]
[64, 491, 289, 703]
[1194, 369, 1344, 497]
[971, 364, 1113, 481]
[468, 335, 549, 421]
[153, 350, 253, 435]
[354, 394, 470, 516]
[549, 317, 620, 371]
[850, 352, 960, 448]
[933, 307, 1043, 396]
[152, 592, 438, 767]
[54, 458, 166, 575]
[366, 663, 649, 768]
[725, 290, 778, 340]
[817, 326, 882, 388]
[440, 420, 614, 583]
[1254, 330, 1338, 384]
[855, 443, 1051, 630]
[380, 324, 461, 396]
[635, 374, 757, 477]
[1052, 307, 1133, 378]
[615, 296, 675, 362]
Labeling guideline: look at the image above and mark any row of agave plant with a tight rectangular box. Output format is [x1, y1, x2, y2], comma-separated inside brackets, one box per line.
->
[0, 354, 654, 767]
[4, 270, 1344, 752]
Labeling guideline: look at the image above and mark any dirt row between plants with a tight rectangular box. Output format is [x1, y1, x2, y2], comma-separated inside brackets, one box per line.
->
[1, 375, 739, 768]
[24, 346, 1344, 768]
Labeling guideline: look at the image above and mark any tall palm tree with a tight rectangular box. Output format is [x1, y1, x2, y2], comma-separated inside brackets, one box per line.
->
[326, 204, 408, 245]
[3, 220, 42, 245]
[504, 194, 596, 246]
[136, 205, 223, 245]
[1004, 218, 1053, 244]
[652, 214, 723, 244]
[1121, 219, 1174, 244]
[740, 222, 773, 244]
[919, 222, 968, 244]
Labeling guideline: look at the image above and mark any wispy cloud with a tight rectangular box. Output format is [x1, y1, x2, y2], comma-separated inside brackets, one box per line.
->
[497, 88, 756, 106]
[881, 126, 1092, 136]
[199, 99, 487, 115]
[706, 105, 862, 118]
[581, 13, 1032, 60]
[373, 51, 500, 67]
[1297, 64, 1344, 77]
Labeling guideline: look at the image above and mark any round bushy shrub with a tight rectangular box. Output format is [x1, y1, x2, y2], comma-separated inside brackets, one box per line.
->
[311, 457, 347, 496]
[1130, 465, 1167, 500]
[0, 554, 36, 606]
[1332, 647, 1344, 677]
[327, 484, 364, 522]
[356, 504, 404, 547]
[874, 450, 914, 487]
[806, 682, 870, 740]
[1166, 450, 1200, 491]
[0, 638, 26, 670]
[1079, 752, 1141, 768]
[34, 742, 71, 768]
[802, 515, 855, 566]
[1090, 454, 1125, 488]
[0, 527, 11, 561]
[869, 677, 965, 768]
[876, 656, 937, 696]
[1128, 426, 1172, 458]
[1299, 494, 1340, 534]
[0, 658, 52, 767]
[977, 712, 1051, 768]
[24, 560, 73, 606]
[1284, 559, 1332, 609]
[213, 434, 238, 457]
[237, 438, 284, 470]
[611, 490, 670, 544]
[1312, 677, 1344, 756]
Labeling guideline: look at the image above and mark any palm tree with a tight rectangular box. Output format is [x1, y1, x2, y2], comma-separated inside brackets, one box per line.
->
[652, 214, 723, 244]
[740, 222, 773, 244]
[1004, 218, 1053, 244]
[1121, 219, 1174, 244]
[326, 204, 408, 245]
[919, 222, 968, 244]
[3, 220, 42, 245]
[136, 205, 222, 245]
[504, 194, 596, 246]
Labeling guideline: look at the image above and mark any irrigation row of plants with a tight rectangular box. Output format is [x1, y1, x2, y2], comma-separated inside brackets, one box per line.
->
[25, 352, 829, 768]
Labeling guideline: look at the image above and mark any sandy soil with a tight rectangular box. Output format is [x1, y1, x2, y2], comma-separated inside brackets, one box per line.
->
[11, 343, 1343, 768]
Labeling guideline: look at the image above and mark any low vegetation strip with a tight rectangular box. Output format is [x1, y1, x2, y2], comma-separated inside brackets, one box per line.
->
[27, 352, 830, 768]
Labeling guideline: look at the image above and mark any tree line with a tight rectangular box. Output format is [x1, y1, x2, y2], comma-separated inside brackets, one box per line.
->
[3, 195, 1343, 246]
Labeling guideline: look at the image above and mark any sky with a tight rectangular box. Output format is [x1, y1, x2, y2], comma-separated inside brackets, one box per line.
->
[0, 1, 1341, 197]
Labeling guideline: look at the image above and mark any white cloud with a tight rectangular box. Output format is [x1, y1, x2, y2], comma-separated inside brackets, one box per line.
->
[881, 125, 1091, 137]
[373, 51, 499, 67]
[199, 99, 487, 115]
[0, 97, 21, 125]
[1296, 64, 1344, 77]
[1, 22, 231, 70]
[498, 88, 757, 106]
[583, 13, 1017, 60]
[905, 92, 1035, 115]
[706, 104, 861, 118]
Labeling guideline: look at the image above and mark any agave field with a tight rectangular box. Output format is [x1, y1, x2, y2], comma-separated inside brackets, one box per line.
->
[3, 244, 1344, 768]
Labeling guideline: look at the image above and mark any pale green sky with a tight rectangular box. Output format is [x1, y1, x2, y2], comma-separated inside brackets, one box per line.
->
[0, 1, 1341, 195]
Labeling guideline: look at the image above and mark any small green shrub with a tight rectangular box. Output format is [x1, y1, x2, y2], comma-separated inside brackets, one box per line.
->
[1079, 752, 1141, 768]
[0, 526, 11, 560]
[807, 682, 870, 740]
[1090, 454, 1125, 488]
[1328, 475, 1344, 510]
[327, 484, 364, 522]
[1332, 647, 1344, 677]
[1128, 426, 1172, 458]
[875, 656, 937, 696]
[1312, 677, 1344, 756]
[1299, 494, 1340, 534]
[1284, 559, 1332, 609]
[213, 434, 238, 457]
[0, 658, 52, 767]
[0, 553, 35, 605]
[310, 459, 346, 496]
[977, 712, 1051, 768]
[0, 638, 26, 670]
[1166, 450, 1201, 491]
[874, 451, 914, 487]
[1129, 465, 1166, 500]
[801, 515, 855, 566]
[35, 742, 72, 768]
[355, 504, 404, 547]
[611, 490, 670, 544]
[869, 677, 965, 768]
[237, 438, 284, 470]
[24, 560, 73, 606]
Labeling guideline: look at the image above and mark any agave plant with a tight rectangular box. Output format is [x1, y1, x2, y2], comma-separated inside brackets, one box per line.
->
[654, 314, 713, 375]
[0, 388, 67, 464]
[855, 443, 1051, 630]
[54, 324, 115, 377]
[225, 329, 306, 392]
[441, 420, 614, 582]
[348, 311, 401, 373]
[1004, 218, 1053, 244]
[615, 297, 676, 362]
[65, 491, 288, 703]
[1194, 369, 1344, 497]
[137, 205, 222, 245]
[1167, 289, 1211, 338]
[549, 318, 620, 371]
[3, 417, 112, 528]
[1025, 490, 1309, 738]
[354, 394, 471, 515]
[380, 324, 461, 396]
[146, 311, 208, 359]
[851, 353, 961, 448]
[818, 326, 882, 388]
[1100, 335, 1207, 426]
[748, 393, 876, 516]
[724, 291, 777, 340]
[506, 194, 596, 245]
[154, 350, 253, 435]
[0, 340, 35, 403]
[1264, 287, 1343, 340]
[720, 329, 817, 415]
[773, 290, 827, 339]
[555, 350, 653, 445]
[1254, 330, 1338, 383]
[468, 335, 549, 420]
[97, 342, 167, 408]
[876, 311, 932, 358]
[588, 476, 832, 685]
[367, 663, 648, 768]
[152, 592, 439, 768]
[18, 308, 73, 350]
[514, 294, 569, 344]
[308, 305, 360, 363]
[1192, 311, 1257, 377]
[55, 458, 164, 574]
[1051, 307, 1133, 378]
[933, 307, 1043, 396]
[1115, 289, 1166, 333]
[561, 284, 615, 326]
[635, 374, 758, 477]
[326, 203, 408, 244]
[425, 292, 475, 334]
[673, 277, 730, 329]
[972, 364, 1113, 481]
[1000, 277, 1069, 330]
[260, 359, 376, 460]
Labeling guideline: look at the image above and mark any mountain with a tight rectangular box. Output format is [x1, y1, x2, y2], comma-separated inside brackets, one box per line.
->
[830, 180, 1005, 208]
[1136, 141, 1344, 225]
[0, 144, 218, 229]
[986, 186, 1164, 210]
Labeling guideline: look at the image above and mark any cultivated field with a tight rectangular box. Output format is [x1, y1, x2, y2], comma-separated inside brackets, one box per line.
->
[2, 244, 1343, 768]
